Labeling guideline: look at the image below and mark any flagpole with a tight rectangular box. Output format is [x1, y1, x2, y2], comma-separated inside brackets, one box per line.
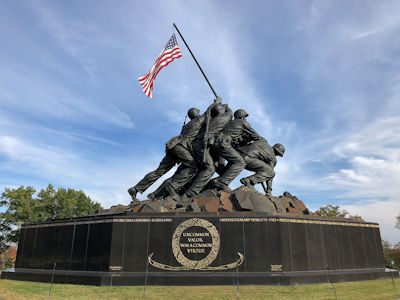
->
[173, 23, 218, 163]
[173, 23, 218, 98]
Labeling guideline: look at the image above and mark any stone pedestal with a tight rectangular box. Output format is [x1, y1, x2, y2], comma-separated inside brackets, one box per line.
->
[2, 212, 396, 285]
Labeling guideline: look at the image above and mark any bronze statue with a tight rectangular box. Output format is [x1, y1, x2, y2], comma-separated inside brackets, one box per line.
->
[238, 139, 285, 195]
[128, 107, 203, 204]
[147, 108, 207, 200]
[184, 102, 233, 197]
[128, 98, 285, 202]
[210, 109, 260, 191]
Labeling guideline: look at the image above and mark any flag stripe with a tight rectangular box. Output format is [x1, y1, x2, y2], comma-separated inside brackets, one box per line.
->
[138, 47, 182, 84]
[137, 34, 183, 98]
[139, 51, 182, 96]
[139, 52, 182, 97]
[138, 47, 181, 82]
[139, 51, 182, 89]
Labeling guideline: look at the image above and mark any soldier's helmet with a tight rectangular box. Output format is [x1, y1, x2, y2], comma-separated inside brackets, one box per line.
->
[211, 104, 225, 116]
[234, 109, 249, 119]
[187, 108, 200, 119]
[273, 143, 285, 156]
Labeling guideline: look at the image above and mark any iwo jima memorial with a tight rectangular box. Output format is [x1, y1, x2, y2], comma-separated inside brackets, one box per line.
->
[2, 24, 397, 286]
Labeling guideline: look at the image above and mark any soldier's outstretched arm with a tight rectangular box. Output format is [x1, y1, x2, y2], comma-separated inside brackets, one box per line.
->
[243, 120, 260, 140]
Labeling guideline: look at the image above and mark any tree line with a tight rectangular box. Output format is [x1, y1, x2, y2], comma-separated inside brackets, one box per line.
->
[0, 184, 101, 254]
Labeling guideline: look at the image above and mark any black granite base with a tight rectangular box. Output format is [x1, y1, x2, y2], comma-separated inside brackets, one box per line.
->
[2, 267, 397, 286]
[2, 212, 396, 286]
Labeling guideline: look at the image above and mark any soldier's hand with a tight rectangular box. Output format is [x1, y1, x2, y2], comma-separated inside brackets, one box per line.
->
[214, 96, 222, 104]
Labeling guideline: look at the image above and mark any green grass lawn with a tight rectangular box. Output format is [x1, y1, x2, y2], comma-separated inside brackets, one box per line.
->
[0, 278, 399, 299]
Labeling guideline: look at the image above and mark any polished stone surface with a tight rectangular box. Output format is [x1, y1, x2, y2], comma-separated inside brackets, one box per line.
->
[2, 212, 396, 285]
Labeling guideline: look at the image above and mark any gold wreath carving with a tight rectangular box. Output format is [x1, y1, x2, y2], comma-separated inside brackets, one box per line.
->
[148, 252, 244, 271]
[148, 218, 245, 271]
[172, 218, 220, 269]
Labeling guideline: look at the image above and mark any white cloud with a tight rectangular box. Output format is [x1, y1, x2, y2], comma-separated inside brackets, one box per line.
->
[0, 60, 134, 130]
[342, 199, 399, 244]
[0, 134, 170, 208]
[0, 136, 77, 177]
[0, 2, 134, 130]
[327, 117, 400, 199]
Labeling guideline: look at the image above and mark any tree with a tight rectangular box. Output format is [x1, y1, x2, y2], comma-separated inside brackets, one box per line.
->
[382, 239, 400, 270]
[0, 220, 12, 253]
[382, 239, 392, 262]
[0, 185, 102, 248]
[1, 186, 37, 245]
[315, 205, 348, 218]
[0, 245, 16, 270]
[36, 184, 102, 219]
[396, 213, 400, 229]
[314, 204, 364, 221]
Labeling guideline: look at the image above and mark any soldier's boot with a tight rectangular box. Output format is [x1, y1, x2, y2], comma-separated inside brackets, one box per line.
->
[151, 183, 167, 198]
[184, 189, 197, 199]
[205, 178, 218, 189]
[128, 187, 140, 205]
[178, 194, 193, 207]
[212, 180, 231, 192]
[240, 177, 254, 189]
[147, 183, 168, 201]
[164, 183, 180, 201]
[147, 192, 157, 201]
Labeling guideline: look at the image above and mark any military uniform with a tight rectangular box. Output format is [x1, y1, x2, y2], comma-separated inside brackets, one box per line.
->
[238, 138, 276, 188]
[186, 104, 233, 195]
[163, 114, 205, 192]
[214, 117, 260, 187]
[132, 114, 204, 195]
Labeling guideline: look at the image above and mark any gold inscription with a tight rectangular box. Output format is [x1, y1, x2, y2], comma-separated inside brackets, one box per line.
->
[271, 264, 283, 272]
[109, 266, 122, 271]
[148, 218, 244, 271]
[219, 217, 379, 228]
[183, 232, 210, 237]
[23, 217, 173, 229]
[172, 218, 220, 269]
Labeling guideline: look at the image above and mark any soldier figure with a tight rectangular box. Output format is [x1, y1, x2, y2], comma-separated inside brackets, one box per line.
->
[128, 97, 285, 204]
[185, 103, 233, 197]
[128, 107, 203, 204]
[148, 108, 207, 199]
[238, 138, 285, 196]
[211, 109, 260, 191]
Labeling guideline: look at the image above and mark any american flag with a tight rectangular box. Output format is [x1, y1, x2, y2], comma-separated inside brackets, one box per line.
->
[138, 34, 183, 98]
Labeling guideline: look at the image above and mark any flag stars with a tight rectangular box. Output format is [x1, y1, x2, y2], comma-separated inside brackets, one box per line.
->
[165, 34, 179, 50]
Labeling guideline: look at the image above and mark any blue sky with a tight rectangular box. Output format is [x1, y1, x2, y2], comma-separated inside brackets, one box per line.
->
[1, 1, 399, 243]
